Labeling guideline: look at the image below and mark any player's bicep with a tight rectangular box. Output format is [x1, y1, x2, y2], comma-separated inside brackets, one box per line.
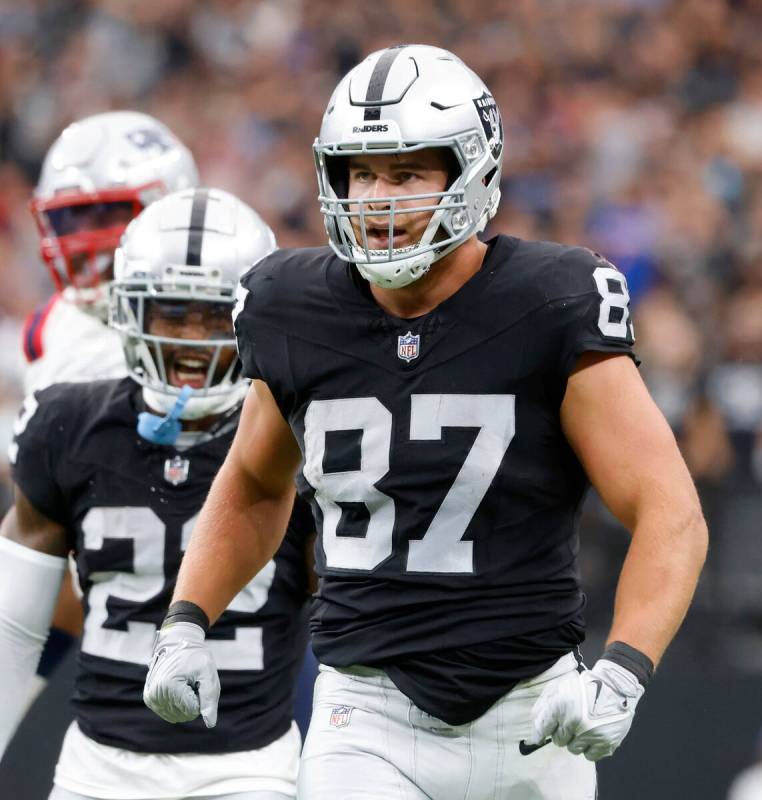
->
[228, 379, 302, 499]
[560, 352, 699, 531]
[0, 486, 69, 557]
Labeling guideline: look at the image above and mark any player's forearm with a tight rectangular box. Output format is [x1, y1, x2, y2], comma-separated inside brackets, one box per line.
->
[172, 455, 295, 625]
[607, 502, 707, 666]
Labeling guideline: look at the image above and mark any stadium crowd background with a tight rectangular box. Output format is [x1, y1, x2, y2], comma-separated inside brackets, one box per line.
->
[0, 1, 761, 798]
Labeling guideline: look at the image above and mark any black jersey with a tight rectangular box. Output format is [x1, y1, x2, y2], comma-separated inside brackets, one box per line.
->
[234, 235, 637, 725]
[10, 377, 312, 754]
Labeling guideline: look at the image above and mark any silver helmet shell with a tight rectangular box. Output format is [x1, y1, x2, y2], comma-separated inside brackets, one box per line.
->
[314, 44, 503, 289]
[110, 187, 276, 420]
[31, 110, 199, 307]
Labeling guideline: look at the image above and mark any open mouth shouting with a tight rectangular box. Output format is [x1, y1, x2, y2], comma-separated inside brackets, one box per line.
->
[169, 350, 212, 389]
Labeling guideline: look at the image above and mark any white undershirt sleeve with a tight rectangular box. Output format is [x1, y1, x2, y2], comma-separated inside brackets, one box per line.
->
[0, 536, 66, 758]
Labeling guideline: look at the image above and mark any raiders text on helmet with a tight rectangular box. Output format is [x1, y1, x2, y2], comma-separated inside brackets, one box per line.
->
[314, 44, 503, 289]
[110, 187, 276, 420]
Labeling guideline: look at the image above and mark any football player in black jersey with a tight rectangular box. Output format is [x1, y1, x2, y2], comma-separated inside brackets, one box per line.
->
[0, 188, 313, 800]
[144, 46, 708, 799]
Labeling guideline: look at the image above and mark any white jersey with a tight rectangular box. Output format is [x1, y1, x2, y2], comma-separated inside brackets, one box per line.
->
[22, 294, 126, 394]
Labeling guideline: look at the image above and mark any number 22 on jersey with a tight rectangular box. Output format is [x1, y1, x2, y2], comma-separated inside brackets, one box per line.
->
[81, 507, 275, 668]
[304, 394, 516, 575]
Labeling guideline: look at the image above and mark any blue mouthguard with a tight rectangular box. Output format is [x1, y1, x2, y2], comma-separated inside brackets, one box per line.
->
[137, 385, 194, 445]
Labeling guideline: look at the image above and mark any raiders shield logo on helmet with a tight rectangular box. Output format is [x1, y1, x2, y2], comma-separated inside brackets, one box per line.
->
[473, 91, 503, 160]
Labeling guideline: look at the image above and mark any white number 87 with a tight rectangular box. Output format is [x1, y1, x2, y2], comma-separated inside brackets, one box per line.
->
[303, 394, 516, 575]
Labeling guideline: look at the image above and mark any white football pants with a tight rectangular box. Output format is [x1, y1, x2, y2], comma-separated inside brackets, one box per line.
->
[49, 789, 291, 800]
[298, 652, 596, 800]
[49, 719, 299, 800]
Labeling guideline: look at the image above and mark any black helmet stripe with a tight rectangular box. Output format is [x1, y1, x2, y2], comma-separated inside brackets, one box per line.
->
[363, 46, 405, 121]
[186, 188, 209, 266]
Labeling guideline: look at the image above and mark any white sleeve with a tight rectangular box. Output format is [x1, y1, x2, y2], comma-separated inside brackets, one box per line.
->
[0, 536, 66, 758]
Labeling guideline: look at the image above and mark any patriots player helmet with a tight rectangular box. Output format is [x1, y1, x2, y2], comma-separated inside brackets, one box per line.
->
[314, 44, 503, 289]
[30, 111, 199, 309]
[110, 187, 276, 419]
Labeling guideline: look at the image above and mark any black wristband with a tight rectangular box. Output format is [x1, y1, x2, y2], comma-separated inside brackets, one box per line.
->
[162, 600, 210, 634]
[602, 641, 654, 688]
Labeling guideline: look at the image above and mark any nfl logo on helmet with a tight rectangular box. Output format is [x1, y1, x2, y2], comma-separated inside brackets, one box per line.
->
[397, 331, 420, 363]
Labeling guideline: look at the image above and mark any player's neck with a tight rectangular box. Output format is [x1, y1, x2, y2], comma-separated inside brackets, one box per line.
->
[368, 237, 488, 319]
[178, 416, 221, 432]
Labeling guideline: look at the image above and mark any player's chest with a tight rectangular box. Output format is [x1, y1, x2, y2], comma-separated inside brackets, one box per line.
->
[71, 490, 279, 671]
[291, 333, 564, 509]
[290, 311, 557, 450]
[290, 334, 574, 576]
[65, 445, 219, 559]
[292, 313, 547, 398]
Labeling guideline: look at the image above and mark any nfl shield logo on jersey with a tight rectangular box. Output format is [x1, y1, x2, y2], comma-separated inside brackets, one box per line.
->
[329, 705, 353, 728]
[164, 455, 190, 486]
[397, 331, 420, 363]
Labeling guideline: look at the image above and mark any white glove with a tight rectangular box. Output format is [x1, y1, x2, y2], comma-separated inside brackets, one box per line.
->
[143, 621, 220, 728]
[528, 659, 644, 761]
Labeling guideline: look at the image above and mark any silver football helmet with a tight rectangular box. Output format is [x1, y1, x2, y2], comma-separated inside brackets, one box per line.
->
[110, 187, 276, 420]
[31, 110, 199, 309]
[314, 44, 503, 289]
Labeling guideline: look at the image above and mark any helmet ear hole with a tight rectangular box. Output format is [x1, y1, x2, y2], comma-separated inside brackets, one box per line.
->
[482, 167, 498, 188]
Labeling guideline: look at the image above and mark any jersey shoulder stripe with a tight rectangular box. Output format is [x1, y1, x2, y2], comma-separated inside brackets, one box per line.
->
[22, 294, 59, 363]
